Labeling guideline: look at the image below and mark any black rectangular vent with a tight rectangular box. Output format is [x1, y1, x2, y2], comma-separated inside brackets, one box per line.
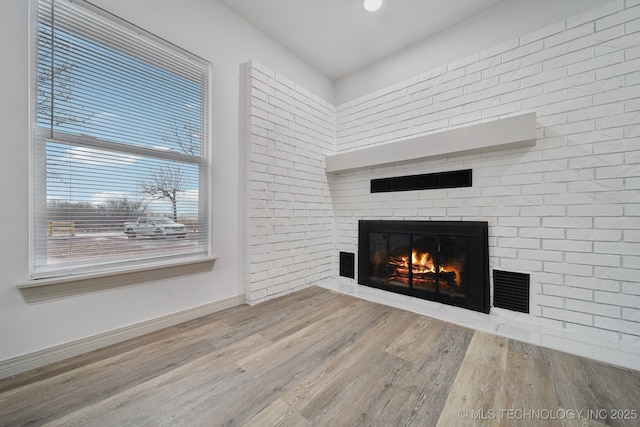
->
[339, 252, 355, 279]
[371, 169, 472, 193]
[493, 269, 530, 313]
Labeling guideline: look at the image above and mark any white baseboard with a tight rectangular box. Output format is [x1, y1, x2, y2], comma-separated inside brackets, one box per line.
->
[0, 294, 245, 380]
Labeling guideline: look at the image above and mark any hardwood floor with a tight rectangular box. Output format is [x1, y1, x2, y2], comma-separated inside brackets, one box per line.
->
[1, 286, 638, 426]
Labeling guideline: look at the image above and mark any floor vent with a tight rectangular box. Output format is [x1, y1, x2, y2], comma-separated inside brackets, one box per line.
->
[493, 269, 530, 313]
[339, 252, 355, 279]
[370, 169, 472, 193]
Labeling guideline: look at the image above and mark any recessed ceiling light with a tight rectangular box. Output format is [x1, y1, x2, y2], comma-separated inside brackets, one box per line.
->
[363, 0, 382, 12]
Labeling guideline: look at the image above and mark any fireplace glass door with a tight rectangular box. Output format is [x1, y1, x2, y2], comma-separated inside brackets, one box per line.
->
[359, 221, 489, 313]
[369, 233, 467, 299]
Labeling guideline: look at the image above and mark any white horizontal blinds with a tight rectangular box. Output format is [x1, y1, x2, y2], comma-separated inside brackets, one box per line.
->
[37, 0, 207, 153]
[33, 0, 210, 278]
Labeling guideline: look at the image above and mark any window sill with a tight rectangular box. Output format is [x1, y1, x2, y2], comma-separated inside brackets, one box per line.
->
[18, 256, 218, 303]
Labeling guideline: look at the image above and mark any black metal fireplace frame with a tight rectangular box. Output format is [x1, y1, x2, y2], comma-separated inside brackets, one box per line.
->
[358, 220, 490, 313]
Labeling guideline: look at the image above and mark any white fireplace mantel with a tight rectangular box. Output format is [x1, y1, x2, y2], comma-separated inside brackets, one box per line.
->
[326, 112, 537, 173]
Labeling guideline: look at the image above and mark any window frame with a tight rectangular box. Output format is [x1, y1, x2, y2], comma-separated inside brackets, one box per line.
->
[28, 0, 213, 282]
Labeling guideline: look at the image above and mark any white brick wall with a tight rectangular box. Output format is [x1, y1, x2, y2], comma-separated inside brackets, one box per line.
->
[243, 1, 639, 350]
[333, 0, 640, 343]
[245, 61, 335, 304]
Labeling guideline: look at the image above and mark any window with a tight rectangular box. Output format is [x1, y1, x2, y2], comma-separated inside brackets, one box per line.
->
[31, 0, 211, 279]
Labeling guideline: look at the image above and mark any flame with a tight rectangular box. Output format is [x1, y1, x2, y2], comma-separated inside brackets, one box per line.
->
[397, 250, 462, 286]
[387, 248, 463, 288]
[411, 249, 435, 272]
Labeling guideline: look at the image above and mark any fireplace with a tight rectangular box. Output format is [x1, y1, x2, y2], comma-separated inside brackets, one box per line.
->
[358, 220, 489, 313]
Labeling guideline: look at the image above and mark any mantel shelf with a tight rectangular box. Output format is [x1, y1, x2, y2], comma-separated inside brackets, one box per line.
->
[326, 112, 537, 173]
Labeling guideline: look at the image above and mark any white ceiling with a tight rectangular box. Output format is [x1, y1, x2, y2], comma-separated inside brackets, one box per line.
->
[219, 0, 507, 79]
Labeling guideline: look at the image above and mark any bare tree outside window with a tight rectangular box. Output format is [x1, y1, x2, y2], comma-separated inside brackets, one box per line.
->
[37, 24, 93, 128]
[140, 166, 184, 221]
[139, 119, 201, 220]
[162, 119, 201, 156]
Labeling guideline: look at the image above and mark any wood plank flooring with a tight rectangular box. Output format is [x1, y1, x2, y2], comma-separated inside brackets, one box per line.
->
[1, 286, 638, 426]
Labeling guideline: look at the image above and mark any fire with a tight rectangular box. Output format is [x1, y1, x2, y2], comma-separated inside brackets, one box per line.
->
[393, 249, 462, 287]
[411, 249, 435, 273]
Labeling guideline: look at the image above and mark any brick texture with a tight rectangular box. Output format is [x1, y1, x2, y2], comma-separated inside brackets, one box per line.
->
[333, 1, 640, 343]
[245, 1, 640, 347]
[245, 61, 335, 304]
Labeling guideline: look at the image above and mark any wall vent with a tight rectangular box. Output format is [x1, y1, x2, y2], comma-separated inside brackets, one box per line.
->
[339, 252, 355, 279]
[370, 169, 472, 193]
[493, 269, 530, 313]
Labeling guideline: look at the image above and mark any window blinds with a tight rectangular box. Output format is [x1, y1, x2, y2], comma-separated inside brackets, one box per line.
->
[32, 0, 211, 279]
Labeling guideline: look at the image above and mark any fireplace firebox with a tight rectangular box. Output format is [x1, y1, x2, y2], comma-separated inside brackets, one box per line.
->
[358, 220, 489, 313]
